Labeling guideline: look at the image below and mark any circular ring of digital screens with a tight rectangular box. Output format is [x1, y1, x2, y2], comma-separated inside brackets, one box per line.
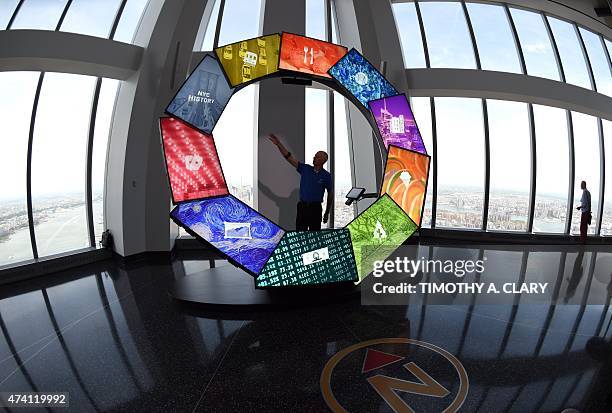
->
[162, 33, 430, 288]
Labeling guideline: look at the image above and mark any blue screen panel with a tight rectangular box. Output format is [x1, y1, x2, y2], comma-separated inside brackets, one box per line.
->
[170, 195, 284, 275]
[328, 48, 398, 107]
[166, 54, 233, 135]
[256, 229, 358, 287]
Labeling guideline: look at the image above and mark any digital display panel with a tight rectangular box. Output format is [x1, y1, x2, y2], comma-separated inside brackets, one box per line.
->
[279, 32, 348, 78]
[328, 48, 398, 107]
[346, 194, 417, 282]
[256, 229, 358, 287]
[381, 146, 430, 226]
[215, 34, 281, 87]
[160, 118, 229, 203]
[170, 195, 284, 275]
[368, 94, 427, 153]
[165, 54, 233, 135]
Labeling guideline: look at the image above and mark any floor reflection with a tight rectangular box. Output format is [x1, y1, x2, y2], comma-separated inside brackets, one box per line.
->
[0, 244, 609, 412]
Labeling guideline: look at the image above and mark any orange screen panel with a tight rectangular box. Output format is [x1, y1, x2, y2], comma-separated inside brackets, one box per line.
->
[279, 32, 348, 78]
[381, 146, 430, 226]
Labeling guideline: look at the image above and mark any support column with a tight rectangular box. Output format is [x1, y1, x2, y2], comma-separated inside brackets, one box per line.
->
[332, 0, 407, 212]
[257, 0, 306, 229]
[105, 0, 210, 256]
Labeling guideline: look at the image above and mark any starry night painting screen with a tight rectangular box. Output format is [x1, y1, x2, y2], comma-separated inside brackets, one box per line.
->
[170, 195, 285, 275]
[165, 55, 233, 135]
[368, 94, 427, 153]
[328, 48, 398, 108]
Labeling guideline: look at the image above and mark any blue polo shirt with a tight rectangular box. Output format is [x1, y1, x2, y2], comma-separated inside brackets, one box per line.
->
[297, 162, 332, 203]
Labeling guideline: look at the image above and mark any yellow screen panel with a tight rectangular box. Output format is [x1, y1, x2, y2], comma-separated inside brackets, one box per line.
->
[215, 34, 281, 87]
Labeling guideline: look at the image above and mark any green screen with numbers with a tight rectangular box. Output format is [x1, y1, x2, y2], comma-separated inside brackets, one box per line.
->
[255, 229, 358, 287]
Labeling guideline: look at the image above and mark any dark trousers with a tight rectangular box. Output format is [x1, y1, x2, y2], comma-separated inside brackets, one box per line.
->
[296, 201, 322, 231]
[580, 212, 589, 243]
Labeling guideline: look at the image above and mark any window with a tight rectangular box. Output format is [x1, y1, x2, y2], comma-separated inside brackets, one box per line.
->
[546, 17, 592, 89]
[602, 120, 612, 236]
[571, 112, 600, 235]
[466, 2, 522, 73]
[4, 0, 149, 43]
[213, 85, 258, 207]
[198, 0, 221, 51]
[4, 0, 150, 43]
[305, 89, 328, 161]
[0, 0, 20, 29]
[419, 2, 476, 69]
[306, 0, 326, 41]
[31, 73, 97, 258]
[333, 92, 354, 227]
[92, 79, 120, 243]
[112, 0, 150, 43]
[10, 0, 69, 30]
[0, 72, 40, 267]
[305, 88, 329, 227]
[533, 105, 569, 233]
[180, 0, 264, 236]
[578, 28, 612, 97]
[509, 8, 560, 80]
[392, 2, 427, 68]
[217, 0, 263, 45]
[60, 0, 123, 38]
[434, 97, 485, 229]
[410, 97, 433, 227]
[486, 100, 530, 231]
[330, 0, 339, 43]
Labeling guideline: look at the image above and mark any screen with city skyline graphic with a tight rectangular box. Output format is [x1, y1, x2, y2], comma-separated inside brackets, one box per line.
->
[346, 194, 417, 282]
[255, 229, 358, 288]
[328, 48, 398, 108]
[279, 32, 348, 78]
[165, 54, 233, 135]
[215, 34, 281, 87]
[170, 195, 284, 276]
[368, 94, 427, 153]
[160, 118, 229, 203]
[381, 146, 430, 226]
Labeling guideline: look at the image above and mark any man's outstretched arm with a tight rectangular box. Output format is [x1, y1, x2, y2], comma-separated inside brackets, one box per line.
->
[323, 189, 333, 224]
[268, 134, 299, 169]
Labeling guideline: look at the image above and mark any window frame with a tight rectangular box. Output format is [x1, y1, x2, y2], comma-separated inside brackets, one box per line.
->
[5, 0, 130, 264]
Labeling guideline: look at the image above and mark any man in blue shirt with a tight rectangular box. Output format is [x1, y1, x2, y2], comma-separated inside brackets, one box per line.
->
[576, 180, 591, 244]
[268, 134, 333, 230]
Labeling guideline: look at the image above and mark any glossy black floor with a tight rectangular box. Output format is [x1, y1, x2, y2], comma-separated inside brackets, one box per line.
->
[0, 244, 611, 413]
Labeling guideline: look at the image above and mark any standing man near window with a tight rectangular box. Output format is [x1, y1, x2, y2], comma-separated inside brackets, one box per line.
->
[576, 180, 591, 244]
[268, 133, 333, 230]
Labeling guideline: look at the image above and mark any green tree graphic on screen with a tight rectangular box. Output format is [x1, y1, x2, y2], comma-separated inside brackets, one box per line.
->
[346, 194, 417, 282]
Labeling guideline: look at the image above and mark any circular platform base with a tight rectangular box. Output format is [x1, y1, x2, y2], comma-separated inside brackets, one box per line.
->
[170, 265, 360, 310]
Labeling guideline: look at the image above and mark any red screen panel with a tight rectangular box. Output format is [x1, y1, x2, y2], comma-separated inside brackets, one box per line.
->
[160, 118, 229, 203]
[279, 32, 348, 78]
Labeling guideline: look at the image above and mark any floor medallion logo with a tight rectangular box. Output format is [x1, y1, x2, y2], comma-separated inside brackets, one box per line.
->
[320, 338, 469, 413]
